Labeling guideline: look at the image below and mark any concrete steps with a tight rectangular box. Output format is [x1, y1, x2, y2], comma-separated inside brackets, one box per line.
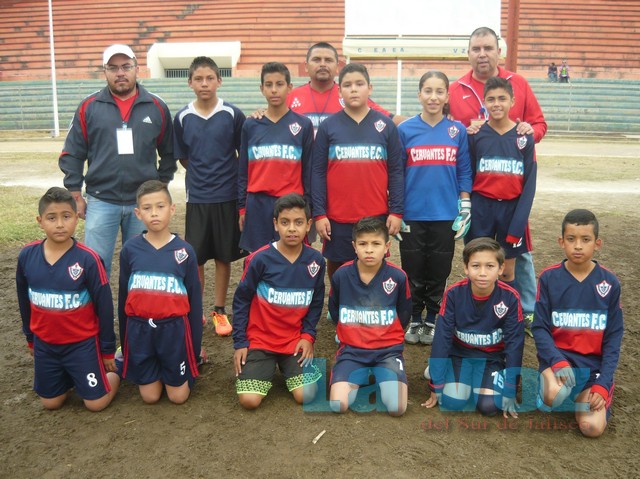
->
[1, 77, 639, 135]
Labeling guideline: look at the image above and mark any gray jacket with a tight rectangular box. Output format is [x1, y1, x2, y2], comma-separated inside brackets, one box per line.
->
[59, 83, 176, 204]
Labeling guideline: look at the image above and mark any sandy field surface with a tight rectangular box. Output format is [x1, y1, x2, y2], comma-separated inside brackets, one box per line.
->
[0, 135, 638, 478]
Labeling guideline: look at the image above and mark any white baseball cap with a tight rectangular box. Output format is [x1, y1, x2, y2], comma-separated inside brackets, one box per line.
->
[103, 44, 136, 65]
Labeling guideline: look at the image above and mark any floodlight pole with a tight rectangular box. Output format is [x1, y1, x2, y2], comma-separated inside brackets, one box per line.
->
[505, 0, 520, 72]
[48, 0, 60, 137]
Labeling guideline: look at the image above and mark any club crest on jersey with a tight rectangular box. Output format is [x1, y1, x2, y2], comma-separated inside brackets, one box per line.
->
[174, 248, 189, 264]
[448, 125, 460, 138]
[382, 277, 397, 295]
[517, 136, 528, 150]
[289, 122, 302, 136]
[307, 261, 320, 278]
[68, 262, 83, 281]
[291, 97, 301, 109]
[596, 280, 611, 298]
[374, 119, 386, 133]
[493, 301, 508, 318]
[339, 97, 345, 108]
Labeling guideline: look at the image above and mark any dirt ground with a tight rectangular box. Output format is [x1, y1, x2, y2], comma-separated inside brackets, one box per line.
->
[1, 136, 639, 478]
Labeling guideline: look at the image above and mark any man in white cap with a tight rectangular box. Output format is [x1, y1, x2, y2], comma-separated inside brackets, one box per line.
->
[59, 44, 176, 278]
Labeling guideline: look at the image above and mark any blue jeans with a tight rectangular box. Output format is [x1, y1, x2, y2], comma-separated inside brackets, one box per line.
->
[84, 195, 145, 279]
[515, 251, 536, 314]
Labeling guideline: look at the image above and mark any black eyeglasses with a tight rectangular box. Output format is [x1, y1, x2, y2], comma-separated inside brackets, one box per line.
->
[104, 64, 135, 73]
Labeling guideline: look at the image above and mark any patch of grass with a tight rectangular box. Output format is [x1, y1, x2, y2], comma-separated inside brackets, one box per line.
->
[0, 130, 65, 139]
[0, 186, 84, 246]
[0, 187, 44, 245]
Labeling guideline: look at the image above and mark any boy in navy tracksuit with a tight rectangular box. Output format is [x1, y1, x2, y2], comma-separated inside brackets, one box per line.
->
[424, 237, 524, 418]
[533, 209, 623, 438]
[232, 194, 325, 409]
[118, 180, 203, 405]
[16, 187, 120, 411]
[311, 63, 404, 280]
[466, 76, 536, 293]
[329, 217, 412, 416]
[238, 62, 314, 252]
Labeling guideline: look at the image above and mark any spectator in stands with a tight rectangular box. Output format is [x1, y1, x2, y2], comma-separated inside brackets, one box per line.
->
[559, 60, 570, 83]
[448, 26, 547, 331]
[59, 44, 175, 278]
[547, 62, 558, 82]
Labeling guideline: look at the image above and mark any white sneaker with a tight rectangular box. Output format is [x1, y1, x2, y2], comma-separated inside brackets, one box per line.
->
[405, 322, 425, 345]
[419, 323, 435, 345]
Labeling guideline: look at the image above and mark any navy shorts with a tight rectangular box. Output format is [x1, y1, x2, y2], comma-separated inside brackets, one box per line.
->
[331, 344, 407, 385]
[322, 220, 357, 263]
[123, 316, 199, 388]
[33, 336, 111, 400]
[467, 193, 532, 258]
[240, 192, 278, 252]
[185, 201, 247, 263]
[322, 215, 388, 263]
[236, 349, 322, 396]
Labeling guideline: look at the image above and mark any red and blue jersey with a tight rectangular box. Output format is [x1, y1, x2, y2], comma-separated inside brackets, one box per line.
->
[311, 109, 404, 223]
[238, 110, 314, 214]
[232, 243, 326, 354]
[329, 260, 411, 350]
[533, 261, 623, 401]
[430, 278, 524, 397]
[173, 99, 245, 203]
[118, 234, 203, 359]
[398, 115, 472, 221]
[287, 82, 391, 135]
[16, 239, 115, 357]
[469, 124, 537, 243]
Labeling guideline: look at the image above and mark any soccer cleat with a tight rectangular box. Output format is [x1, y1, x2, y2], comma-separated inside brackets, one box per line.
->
[524, 313, 534, 338]
[419, 324, 435, 345]
[211, 311, 232, 336]
[405, 322, 425, 345]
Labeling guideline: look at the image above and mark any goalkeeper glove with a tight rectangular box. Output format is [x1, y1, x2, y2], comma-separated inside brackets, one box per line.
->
[452, 198, 471, 240]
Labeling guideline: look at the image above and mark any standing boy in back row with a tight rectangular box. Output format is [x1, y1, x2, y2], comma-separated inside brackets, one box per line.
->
[174, 56, 246, 335]
[238, 62, 314, 252]
[466, 77, 536, 292]
[312, 63, 404, 279]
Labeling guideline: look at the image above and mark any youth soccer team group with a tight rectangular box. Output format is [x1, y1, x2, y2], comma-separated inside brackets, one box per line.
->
[16, 36, 622, 439]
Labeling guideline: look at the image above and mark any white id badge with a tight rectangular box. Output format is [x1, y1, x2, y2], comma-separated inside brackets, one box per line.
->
[117, 127, 134, 154]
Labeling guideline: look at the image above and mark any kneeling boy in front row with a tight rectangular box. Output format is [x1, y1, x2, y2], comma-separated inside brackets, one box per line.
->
[118, 180, 203, 404]
[329, 217, 412, 416]
[232, 193, 325, 409]
[424, 237, 524, 418]
[17, 187, 120, 411]
[533, 209, 623, 438]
